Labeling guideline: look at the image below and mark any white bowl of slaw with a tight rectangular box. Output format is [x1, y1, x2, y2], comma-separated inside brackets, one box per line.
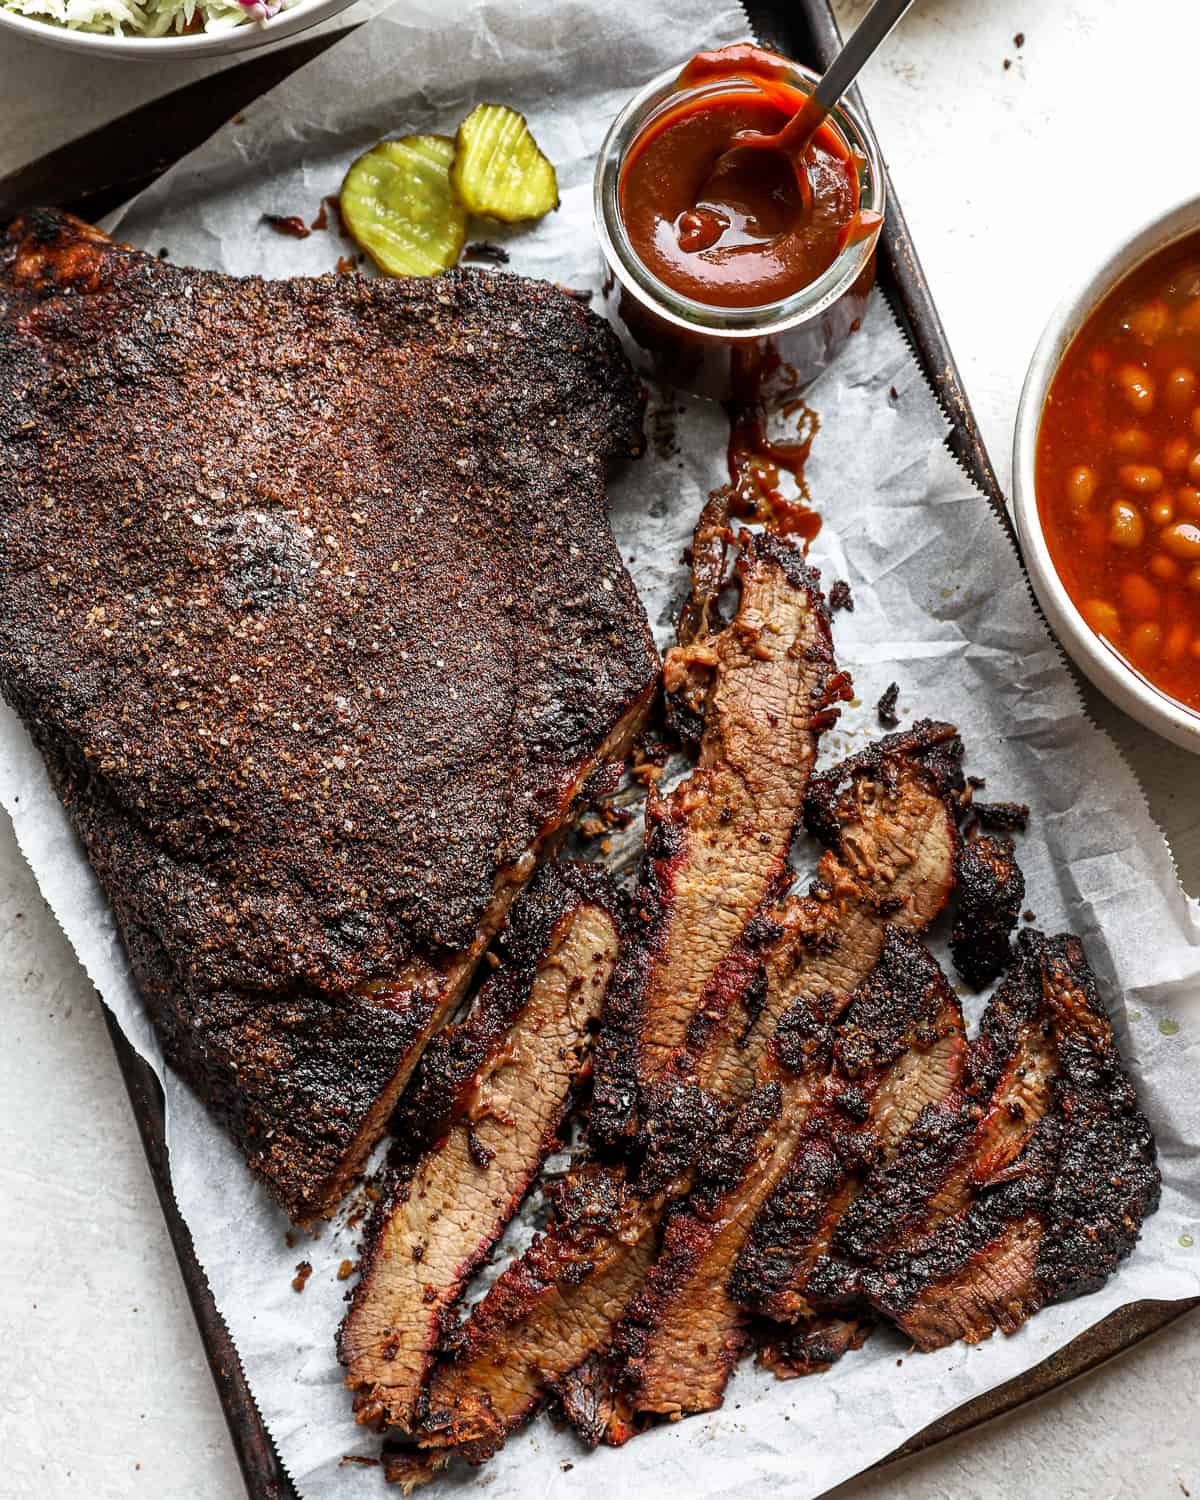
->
[0, 0, 356, 58]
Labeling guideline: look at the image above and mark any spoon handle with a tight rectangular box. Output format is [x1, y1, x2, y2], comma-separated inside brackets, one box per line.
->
[810, 0, 916, 116]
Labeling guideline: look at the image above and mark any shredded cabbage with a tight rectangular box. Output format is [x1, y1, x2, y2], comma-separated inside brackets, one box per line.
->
[3, 0, 289, 36]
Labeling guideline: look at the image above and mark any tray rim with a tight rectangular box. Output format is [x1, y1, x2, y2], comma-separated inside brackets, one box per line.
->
[2, 3, 1193, 1495]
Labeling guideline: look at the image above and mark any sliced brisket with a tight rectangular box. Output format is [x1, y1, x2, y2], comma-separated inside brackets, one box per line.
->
[390, 715, 965, 1466]
[829, 931, 1160, 1348]
[618, 930, 966, 1425]
[338, 863, 622, 1432]
[0, 210, 657, 1218]
[590, 531, 843, 1143]
[407, 1164, 662, 1469]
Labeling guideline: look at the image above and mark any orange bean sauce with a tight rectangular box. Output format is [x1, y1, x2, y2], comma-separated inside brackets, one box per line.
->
[1036, 236, 1200, 711]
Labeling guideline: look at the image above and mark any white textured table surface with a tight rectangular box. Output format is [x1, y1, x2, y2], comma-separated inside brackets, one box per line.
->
[1, 2, 1197, 1497]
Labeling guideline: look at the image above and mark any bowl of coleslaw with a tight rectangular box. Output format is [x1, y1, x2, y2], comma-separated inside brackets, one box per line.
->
[0, 0, 357, 57]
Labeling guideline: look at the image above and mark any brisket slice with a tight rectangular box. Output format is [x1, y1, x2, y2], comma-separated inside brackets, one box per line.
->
[0, 210, 658, 1219]
[616, 930, 966, 1424]
[405, 1164, 662, 1470]
[678, 721, 965, 1105]
[824, 930, 1160, 1349]
[590, 530, 843, 1143]
[338, 862, 623, 1432]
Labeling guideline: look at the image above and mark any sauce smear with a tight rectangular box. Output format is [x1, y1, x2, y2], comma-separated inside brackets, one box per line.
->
[725, 341, 821, 543]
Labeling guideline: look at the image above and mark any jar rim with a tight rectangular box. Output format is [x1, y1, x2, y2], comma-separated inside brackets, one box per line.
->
[593, 57, 885, 338]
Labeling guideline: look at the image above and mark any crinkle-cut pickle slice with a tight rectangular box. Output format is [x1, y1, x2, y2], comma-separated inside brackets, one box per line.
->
[451, 104, 559, 224]
[340, 134, 467, 277]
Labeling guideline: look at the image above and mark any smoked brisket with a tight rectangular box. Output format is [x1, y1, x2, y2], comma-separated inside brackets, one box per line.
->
[589, 531, 843, 1143]
[1, 216, 1161, 1485]
[821, 930, 1160, 1348]
[0, 210, 658, 1219]
[338, 863, 623, 1432]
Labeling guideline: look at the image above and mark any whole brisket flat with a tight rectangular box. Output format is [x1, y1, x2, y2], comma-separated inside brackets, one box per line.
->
[0, 210, 658, 1219]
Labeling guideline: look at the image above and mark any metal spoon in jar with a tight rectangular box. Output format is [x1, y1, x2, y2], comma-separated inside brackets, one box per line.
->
[705, 0, 916, 209]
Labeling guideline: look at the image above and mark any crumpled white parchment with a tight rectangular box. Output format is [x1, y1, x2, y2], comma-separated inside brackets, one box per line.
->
[1, 1, 1196, 1496]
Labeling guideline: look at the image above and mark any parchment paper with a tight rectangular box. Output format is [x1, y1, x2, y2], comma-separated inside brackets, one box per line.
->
[3, 1, 1198, 1495]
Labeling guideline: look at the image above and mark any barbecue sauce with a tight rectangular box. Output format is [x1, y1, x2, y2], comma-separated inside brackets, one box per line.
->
[618, 44, 878, 311]
[724, 341, 822, 544]
[607, 46, 885, 543]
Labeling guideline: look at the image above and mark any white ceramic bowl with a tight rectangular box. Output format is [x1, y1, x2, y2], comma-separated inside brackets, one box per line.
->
[0, 0, 355, 60]
[1013, 191, 1200, 753]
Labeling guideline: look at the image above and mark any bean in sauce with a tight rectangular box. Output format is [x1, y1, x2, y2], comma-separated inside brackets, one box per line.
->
[1036, 235, 1200, 710]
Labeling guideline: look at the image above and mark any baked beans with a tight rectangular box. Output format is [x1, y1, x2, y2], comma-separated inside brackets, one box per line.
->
[1037, 236, 1200, 709]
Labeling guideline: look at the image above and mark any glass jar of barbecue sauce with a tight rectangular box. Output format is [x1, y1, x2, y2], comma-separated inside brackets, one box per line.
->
[594, 46, 885, 403]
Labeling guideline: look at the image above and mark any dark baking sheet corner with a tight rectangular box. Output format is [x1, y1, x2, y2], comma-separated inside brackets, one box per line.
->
[101, 1010, 301, 1500]
[4, 4, 1193, 1496]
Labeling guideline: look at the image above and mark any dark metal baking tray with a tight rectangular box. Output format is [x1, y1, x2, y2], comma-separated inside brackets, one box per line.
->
[2, 2, 1194, 1496]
